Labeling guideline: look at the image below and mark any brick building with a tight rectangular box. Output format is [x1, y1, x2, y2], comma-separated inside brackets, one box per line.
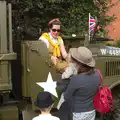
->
[105, 0, 120, 40]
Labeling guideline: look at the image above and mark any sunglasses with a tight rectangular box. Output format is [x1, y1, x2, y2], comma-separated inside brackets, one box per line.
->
[52, 29, 61, 32]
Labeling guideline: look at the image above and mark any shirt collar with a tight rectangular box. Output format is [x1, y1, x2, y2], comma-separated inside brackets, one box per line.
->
[39, 113, 51, 116]
[49, 32, 58, 40]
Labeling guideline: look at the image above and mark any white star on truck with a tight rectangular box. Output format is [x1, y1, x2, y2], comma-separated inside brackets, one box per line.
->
[36, 72, 58, 98]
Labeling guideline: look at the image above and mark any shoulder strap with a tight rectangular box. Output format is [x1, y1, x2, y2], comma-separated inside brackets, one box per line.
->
[96, 69, 103, 83]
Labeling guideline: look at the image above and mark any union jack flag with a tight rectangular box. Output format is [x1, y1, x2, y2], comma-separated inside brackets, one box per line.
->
[89, 15, 96, 37]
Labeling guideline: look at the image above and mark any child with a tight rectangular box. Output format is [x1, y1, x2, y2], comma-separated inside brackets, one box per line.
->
[61, 48, 78, 79]
[32, 91, 60, 120]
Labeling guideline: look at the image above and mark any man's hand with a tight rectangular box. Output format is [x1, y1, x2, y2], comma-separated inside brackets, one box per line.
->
[51, 56, 58, 65]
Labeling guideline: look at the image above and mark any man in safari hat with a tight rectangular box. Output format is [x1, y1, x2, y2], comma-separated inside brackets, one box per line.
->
[32, 91, 60, 120]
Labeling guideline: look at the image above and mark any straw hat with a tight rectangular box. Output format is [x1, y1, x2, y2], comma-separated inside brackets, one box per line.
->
[70, 47, 95, 67]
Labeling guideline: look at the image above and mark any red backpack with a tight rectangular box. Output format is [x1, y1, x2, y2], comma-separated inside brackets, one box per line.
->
[94, 69, 114, 114]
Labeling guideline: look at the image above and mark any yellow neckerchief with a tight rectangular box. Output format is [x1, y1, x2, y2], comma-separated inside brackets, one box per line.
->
[41, 32, 61, 57]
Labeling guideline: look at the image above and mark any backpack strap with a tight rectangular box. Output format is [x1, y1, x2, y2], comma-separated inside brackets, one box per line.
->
[96, 69, 103, 83]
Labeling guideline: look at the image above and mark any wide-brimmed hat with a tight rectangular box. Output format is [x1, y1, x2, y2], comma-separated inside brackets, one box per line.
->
[34, 92, 54, 108]
[70, 47, 95, 67]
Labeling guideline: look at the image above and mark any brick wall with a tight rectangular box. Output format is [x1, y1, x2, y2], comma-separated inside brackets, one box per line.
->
[105, 0, 120, 40]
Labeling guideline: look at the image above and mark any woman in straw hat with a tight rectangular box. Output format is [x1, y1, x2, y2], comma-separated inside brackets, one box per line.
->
[39, 18, 68, 72]
[61, 47, 101, 120]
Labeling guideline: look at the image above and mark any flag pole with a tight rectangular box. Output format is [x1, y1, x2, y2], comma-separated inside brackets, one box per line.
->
[88, 13, 90, 41]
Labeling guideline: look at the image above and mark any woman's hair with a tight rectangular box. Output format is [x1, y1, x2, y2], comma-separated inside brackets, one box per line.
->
[48, 21, 61, 29]
[48, 18, 61, 28]
[71, 57, 95, 74]
[78, 63, 95, 74]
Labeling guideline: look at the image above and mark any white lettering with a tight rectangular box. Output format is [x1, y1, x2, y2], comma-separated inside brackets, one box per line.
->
[109, 49, 113, 55]
[100, 49, 106, 55]
[100, 48, 120, 56]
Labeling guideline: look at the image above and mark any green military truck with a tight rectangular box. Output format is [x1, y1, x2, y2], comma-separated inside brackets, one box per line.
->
[0, 1, 120, 120]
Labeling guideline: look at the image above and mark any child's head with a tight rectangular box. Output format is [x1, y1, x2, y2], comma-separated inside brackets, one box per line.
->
[34, 91, 54, 112]
[39, 104, 53, 112]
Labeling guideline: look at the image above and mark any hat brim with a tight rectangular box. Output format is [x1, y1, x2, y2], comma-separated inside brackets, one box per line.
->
[70, 48, 95, 67]
[34, 99, 54, 108]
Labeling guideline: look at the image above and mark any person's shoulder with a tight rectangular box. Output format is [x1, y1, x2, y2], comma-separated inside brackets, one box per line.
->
[71, 74, 80, 79]
[50, 115, 60, 120]
[94, 70, 100, 76]
[68, 75, 80, 84]
[40, 32, 49, 38]
[32, 115, 39, 120]
[58, 36, 63, 43]
[70, 74, 86, 83]
[58, 35, 62, 39]
[39, 32, 49, 47]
